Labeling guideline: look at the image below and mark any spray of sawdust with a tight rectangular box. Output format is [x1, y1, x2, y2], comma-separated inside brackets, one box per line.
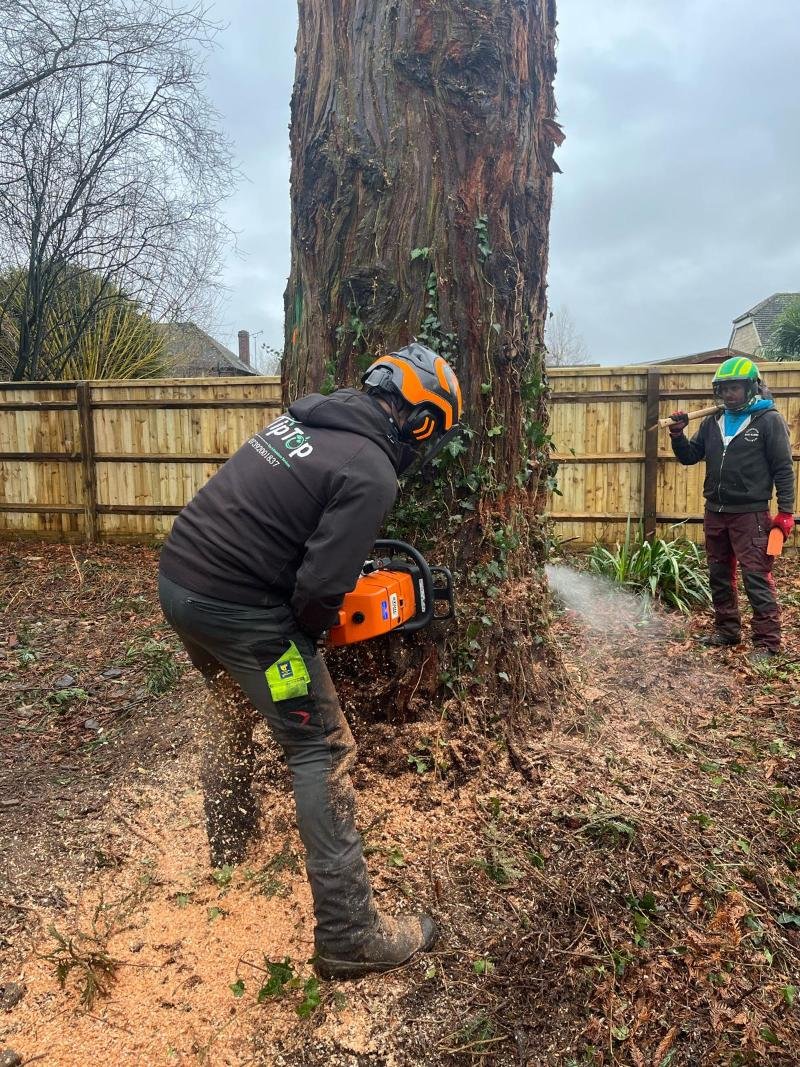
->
[545, 563, 654, 635]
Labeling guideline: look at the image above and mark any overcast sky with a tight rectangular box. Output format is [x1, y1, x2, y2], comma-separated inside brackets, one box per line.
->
[205, 0, 800, 367]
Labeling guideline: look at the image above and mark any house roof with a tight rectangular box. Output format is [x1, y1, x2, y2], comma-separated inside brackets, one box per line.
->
[646, 347, 749, 366]
[159, 322, 256, 376]
[731, 293, 800, 343]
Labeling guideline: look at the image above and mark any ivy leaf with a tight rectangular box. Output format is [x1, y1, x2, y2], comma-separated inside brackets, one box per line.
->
[297, 977, 321, 1018]
[257, 958, 295, 1001]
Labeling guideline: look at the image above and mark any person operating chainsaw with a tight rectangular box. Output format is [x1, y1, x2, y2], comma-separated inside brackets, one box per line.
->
[668, 357, 795, 662]
[158, 342, 462, 979]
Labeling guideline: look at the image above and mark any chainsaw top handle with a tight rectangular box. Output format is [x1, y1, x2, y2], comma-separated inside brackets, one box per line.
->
[369, 539, 454, 633]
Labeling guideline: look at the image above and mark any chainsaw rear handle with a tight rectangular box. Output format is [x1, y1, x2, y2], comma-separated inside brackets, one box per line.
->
[369, 539, 455, 633]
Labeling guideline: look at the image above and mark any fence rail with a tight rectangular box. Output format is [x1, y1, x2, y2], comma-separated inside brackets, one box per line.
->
[1, 364, 798, 546]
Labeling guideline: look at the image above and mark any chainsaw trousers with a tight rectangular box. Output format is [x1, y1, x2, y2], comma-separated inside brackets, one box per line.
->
[703, 510, 780, 650]
[157, 573, 379, 955]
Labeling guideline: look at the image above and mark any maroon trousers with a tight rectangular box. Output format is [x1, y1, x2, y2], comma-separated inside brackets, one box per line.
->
[703, 510, 780, 650]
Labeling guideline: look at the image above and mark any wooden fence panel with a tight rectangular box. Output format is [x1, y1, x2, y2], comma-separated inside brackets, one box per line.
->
[0, 383, 83, 538]
[0, 376, 282, 541]
[1, 365, 798, 546]
[549, 362, 800, 549]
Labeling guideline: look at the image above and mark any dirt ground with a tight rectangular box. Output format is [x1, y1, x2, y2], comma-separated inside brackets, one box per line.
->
[1, 543, 799, 1066]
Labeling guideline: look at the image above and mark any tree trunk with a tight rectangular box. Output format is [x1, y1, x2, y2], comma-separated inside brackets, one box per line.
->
[285, 0, 562, 751]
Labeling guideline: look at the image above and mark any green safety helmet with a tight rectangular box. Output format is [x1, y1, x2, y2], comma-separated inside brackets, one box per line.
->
[712, 356, 761, 409]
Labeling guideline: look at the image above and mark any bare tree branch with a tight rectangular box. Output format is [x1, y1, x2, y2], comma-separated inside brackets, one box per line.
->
[545, 305, 590, 367]
[0, 0, 236, 380]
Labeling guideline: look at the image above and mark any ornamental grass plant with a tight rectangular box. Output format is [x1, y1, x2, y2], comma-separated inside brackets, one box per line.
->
[589, 518, 711, 613]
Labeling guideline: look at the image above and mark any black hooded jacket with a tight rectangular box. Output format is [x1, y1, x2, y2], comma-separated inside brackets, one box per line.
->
[671, 406, 795, 514]
[159, 389, 401, 636]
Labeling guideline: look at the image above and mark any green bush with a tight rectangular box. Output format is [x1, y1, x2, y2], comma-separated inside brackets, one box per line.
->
[765, 298, 800, 361]
[589, 519, 711, 613]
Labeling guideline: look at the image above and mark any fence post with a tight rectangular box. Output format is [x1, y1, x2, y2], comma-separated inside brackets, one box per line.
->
[76, 381, 98, 542]
[643, 368, 660, 541]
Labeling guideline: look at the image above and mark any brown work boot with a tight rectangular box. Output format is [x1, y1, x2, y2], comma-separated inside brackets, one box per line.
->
[314, 912, 438, 980]
[747, 647, 779, 666]
[697, 631, 740, 648]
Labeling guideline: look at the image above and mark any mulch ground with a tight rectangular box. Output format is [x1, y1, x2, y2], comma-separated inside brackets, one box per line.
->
[1, 542, 799, 1066]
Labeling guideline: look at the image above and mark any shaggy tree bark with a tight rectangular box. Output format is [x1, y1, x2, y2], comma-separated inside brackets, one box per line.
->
[285, 0, 563, 745]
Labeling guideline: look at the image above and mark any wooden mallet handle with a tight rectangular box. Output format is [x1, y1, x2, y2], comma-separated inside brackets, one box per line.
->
[657, 403, 722, 429]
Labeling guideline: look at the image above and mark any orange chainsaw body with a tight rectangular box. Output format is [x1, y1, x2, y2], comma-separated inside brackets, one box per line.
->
[327, 569, 418, 647]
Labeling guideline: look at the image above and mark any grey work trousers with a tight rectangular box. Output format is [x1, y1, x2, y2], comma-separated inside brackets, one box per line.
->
[158, 572, 378, 954]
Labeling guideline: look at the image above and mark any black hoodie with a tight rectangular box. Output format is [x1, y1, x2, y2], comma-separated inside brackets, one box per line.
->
[159, 389, 401, 635]
[671, 405, 795, 514]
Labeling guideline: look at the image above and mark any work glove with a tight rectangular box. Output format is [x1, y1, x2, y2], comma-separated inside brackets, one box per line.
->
[668, 411, 689, 439]
[772, 513, 795, 539]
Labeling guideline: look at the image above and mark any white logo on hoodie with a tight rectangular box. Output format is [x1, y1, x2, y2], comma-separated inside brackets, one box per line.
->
[261, 415, 314, 459]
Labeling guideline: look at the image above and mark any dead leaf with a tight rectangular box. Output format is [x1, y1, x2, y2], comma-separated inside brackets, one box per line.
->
[580, 686, 606, 704]
[654, 1025, 678, 1063]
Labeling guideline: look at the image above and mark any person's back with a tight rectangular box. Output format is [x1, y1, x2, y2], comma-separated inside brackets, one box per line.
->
[160, 389, 399, 634]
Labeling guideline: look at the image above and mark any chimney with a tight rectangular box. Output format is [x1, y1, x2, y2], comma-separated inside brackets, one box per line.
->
[238, 329, 251, 366]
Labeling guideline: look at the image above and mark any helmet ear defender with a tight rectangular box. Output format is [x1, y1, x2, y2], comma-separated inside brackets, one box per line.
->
[362, 365, 394, 392]
[404, 405, 439, 443]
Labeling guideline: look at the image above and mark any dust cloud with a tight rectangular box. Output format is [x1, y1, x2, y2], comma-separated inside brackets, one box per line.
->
[545, 563, 654, 635]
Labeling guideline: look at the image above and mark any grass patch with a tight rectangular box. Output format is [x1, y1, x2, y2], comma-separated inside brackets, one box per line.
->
[41, 883, 149, 1008]
[44, 924, 119, 1008]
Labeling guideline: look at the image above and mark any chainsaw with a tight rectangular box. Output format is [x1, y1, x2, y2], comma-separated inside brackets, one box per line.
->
[327, 540, 455, 647]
